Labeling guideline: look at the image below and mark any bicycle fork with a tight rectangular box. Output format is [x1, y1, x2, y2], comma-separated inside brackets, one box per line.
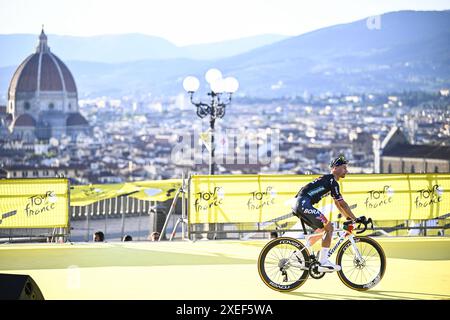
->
[348, 235, 364, 262]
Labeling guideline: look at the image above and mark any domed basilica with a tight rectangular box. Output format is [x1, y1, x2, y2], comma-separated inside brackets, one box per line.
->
[5, 28, 90, 141]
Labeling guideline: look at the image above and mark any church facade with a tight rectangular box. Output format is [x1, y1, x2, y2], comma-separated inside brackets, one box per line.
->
[373, 127, 450, 173]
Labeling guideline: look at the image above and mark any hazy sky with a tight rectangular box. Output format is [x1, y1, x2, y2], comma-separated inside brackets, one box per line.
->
[0, 0, 449, 46]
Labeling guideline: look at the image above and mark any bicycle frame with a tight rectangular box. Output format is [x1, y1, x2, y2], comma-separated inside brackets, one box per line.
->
[323, 227, 364, 259]
[288, 225, 362, 268]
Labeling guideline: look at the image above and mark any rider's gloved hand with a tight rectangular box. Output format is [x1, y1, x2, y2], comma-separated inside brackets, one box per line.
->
[355, 216, 367, 224]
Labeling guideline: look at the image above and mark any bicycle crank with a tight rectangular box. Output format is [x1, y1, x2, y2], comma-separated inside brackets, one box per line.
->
[309, 261, 325, 279]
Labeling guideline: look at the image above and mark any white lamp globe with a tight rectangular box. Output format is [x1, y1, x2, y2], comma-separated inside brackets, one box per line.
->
[210, 78, 225, 94]
[183, 76, 200, 92]
[205, 68, 222, 84]
[224, 77, 239, 93]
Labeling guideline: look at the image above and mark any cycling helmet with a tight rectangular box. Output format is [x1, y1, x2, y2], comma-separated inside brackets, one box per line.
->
[330, 154, 349, 168]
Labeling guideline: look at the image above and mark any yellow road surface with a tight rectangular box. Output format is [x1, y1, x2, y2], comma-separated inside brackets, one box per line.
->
[0, 237, 449, 300]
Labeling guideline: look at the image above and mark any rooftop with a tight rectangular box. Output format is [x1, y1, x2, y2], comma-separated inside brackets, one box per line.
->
[382, 143, 450, 160]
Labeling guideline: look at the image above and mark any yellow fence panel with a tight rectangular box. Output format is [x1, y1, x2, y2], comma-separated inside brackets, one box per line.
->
[69, 183, 130, 207]
[189, 174, 450, 223]
[0, 178, 69, 228]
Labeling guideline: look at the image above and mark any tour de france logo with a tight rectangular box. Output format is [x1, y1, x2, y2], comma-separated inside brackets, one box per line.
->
[247, 186, 277, 210]
[194, 187, 225, 213]
[25, 191, 58, 217]
[364, 185, 394, 209]
[415, 185, 444, 208]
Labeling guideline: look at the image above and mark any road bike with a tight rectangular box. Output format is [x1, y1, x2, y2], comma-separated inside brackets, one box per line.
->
[258, 216, 386, 291]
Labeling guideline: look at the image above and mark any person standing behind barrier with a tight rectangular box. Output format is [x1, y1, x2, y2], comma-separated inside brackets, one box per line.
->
[122, 235, 133, 241]
[148, 232, 160, 241]
[94, 231, 105, 242]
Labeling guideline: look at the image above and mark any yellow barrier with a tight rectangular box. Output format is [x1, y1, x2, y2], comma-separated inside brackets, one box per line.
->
[69, 179, 181, 206]
[188, 174, 450, 223]
[0, 178, 69, 228]
[69, 183, 130, 206]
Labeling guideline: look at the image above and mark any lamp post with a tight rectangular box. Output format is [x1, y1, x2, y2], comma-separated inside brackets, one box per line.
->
[183, 69, 239, 175]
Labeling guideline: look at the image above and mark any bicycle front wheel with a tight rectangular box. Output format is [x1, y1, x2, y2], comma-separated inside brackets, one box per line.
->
[257, 237, 310, 292]
[336, 236, 386, 291]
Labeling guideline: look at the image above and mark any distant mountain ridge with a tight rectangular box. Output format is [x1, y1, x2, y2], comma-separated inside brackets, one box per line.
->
[1, 10, 449, 100]
[0, 33, 288, 66]
[215, 10, 450, 96]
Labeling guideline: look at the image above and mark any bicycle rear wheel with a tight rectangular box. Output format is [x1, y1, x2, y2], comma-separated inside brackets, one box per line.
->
[257, 237, 310, 292]
[336, 236, 386, 291]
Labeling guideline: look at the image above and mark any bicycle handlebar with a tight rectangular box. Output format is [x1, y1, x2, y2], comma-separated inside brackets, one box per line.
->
[355, 216, 373, 234]
[343, 216, 374, 234]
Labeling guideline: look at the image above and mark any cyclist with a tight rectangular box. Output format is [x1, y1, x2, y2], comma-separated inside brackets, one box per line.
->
[292, 154, 357, 272]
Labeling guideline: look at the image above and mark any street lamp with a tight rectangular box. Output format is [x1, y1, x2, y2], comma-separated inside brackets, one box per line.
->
[183, 68, 239, 175]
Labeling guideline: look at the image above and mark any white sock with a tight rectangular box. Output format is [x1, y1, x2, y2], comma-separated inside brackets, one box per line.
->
[319, 248, 329, 263]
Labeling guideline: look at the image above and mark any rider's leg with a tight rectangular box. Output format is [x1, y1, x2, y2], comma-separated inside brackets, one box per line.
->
[317, 221, 341, 271]
[306, 229, 324, 247]
[322, 221, 333, 247]
[319, 222, 334, 264]
[298, 202, 341, 271]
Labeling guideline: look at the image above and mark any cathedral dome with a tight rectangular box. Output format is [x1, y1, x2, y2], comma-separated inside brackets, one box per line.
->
[6, 28, 89, 140]
[8, 28, 77, 98]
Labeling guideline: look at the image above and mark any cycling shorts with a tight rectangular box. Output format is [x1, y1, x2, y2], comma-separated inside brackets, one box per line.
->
[292, 196, 329, 230]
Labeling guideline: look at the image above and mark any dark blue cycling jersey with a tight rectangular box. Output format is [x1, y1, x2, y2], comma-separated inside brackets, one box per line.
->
[296, 174, 343, 204]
